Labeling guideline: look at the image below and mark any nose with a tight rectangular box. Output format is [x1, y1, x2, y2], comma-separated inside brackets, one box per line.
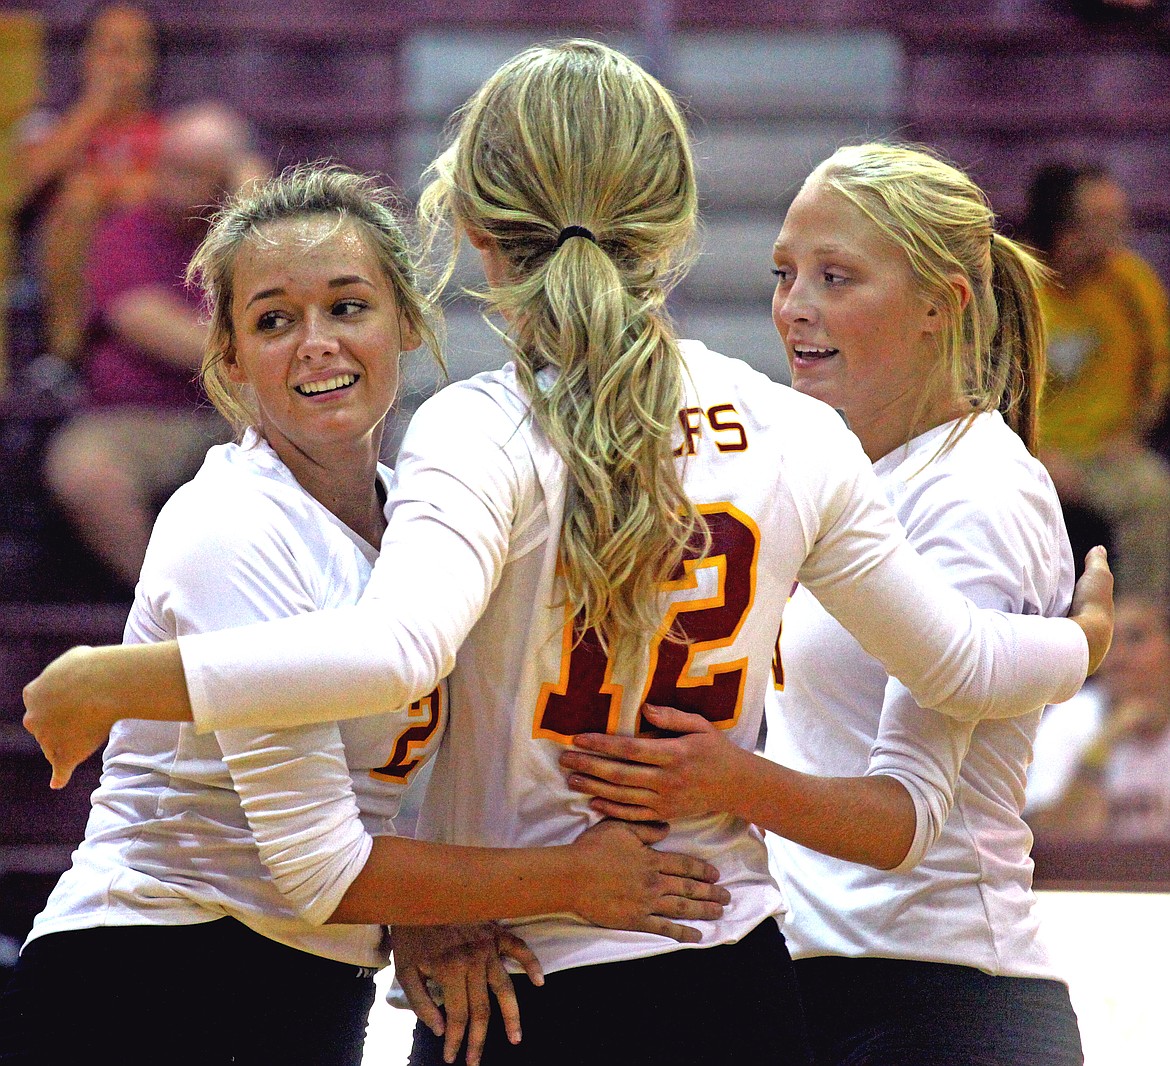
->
[299, 308, 341, 359]
[773, 276, 818, 333]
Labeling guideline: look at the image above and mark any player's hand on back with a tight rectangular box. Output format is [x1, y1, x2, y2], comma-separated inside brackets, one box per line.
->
[392, 921, 543, 1066]
[560, 704, 738, 822]
[567, 818, 730, 943]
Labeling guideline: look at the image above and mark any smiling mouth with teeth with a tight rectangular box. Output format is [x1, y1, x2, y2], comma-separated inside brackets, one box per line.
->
[793, 346, 838, 360]
[295, 373, 358, 396]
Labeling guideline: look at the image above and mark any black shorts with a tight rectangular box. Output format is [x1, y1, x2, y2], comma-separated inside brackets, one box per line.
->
[0, 918, 376, 1066]
[794, 955, 1084, 1066]
[408, 917, 812, 1066]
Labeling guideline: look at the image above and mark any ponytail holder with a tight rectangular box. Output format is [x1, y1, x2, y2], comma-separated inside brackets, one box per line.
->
[990, 232, 997, 247]
[554, 225, 597, 249]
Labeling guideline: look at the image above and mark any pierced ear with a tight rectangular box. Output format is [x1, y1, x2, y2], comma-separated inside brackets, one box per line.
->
[923, 273, 972, 333]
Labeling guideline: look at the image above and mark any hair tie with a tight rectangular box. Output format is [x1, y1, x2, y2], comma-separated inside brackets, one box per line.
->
[554, 225, 597, 249]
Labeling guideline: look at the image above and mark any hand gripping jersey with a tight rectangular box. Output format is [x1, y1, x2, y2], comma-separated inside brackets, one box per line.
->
[179, 341, 1087, 974]
[27, 433, 444, 968]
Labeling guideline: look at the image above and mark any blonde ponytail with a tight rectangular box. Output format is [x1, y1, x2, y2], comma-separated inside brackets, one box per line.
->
[419, 40, 704, 657]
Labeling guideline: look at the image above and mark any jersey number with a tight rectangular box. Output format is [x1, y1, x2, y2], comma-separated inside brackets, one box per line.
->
[534, 504, 758, 741]
[369, 686, 443, 782]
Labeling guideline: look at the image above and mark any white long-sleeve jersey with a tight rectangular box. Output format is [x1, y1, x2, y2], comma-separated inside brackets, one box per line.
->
[769, 411, 1072, 979]
[179, 342, 1088, 974]
[27, 433, 444, 968]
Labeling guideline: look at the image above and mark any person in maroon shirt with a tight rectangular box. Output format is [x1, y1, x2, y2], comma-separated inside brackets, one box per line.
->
[42, 103, 262, 590]
[15, 2, 163, 364]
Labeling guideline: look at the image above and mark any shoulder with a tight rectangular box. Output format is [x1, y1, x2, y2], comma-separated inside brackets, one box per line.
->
[402, 366, 543, 478]
[146, 442, 305, 571]
[140, 442, 332, 630]
[894, 414, 1058, 523]
[412, 366, 529, 427]
[888, 414, 1072, 607]
[678, 338, 851, 437]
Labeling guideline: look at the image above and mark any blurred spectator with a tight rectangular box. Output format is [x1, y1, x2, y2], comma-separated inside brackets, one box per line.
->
[41, 103, 263, 591]
[15, 2, 163, 366]
[1027, 595, 1170, 840]
[1025, 162, 1170, 599]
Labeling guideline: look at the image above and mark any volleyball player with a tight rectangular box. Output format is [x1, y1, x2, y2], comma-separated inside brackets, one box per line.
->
[1, 164, 729, 1066]
[561, 144, 1094, 1064]
[23, 45, 1111, 1066]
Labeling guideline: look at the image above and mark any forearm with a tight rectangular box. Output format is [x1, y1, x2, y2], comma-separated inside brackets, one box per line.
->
[109, 290, 207, 371]
[15, 102, 106, 205]
[80, 642, 192, 725]
[329, 837, 581, 926]
[725, 747, 916, 870]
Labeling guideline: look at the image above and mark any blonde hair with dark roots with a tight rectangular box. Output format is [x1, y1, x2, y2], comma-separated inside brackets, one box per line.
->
[810, 143, 1049, 453]
[419, 39, 704, 656]
[188, 162, 442, 436]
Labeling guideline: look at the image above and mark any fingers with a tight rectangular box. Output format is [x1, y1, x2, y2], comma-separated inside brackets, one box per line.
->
[631, 916, 704, 944]
[654, 851, 724, 887]
[621, 820, 670, 845]
[46, 749, 75, 791]
[652, 876, 729, 915]
[458, 963, 492, 1066]
[569, 731, 668, 764]
[641, 704, 717, 734]
[1071, 545, 1114, 674]
[493, 929, 544, 987]
[589, 796, 665, 822]
[396, 966, 445, 1039]
[441, 975, 470, 1066]
[484, 954, 519, 1052]
[561, 749, 655, 789]
[564, 762, 661, 806]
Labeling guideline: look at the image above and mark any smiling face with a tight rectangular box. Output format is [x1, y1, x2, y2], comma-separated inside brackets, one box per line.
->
[771, 179, 954, 461]
[227, 215, 420, 477]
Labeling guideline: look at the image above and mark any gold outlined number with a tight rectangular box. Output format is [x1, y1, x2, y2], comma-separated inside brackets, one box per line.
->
[534, 503, 759, 741]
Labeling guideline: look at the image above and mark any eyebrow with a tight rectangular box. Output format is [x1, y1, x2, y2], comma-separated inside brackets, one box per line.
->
[243, 275, 374, 310]
[773, 241, 857, 257]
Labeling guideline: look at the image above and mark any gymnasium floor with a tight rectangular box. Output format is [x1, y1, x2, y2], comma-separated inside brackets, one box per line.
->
[361, 891, 1170, 1065]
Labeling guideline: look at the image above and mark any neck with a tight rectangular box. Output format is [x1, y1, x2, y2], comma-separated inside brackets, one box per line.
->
[268, 433, 386, 548]
[856, 396, 970, 464]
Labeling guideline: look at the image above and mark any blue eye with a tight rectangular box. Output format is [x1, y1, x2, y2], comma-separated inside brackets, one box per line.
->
[333, 299, 367, 316]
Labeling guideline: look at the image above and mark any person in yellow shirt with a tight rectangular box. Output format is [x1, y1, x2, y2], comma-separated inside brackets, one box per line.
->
[1026, 162, 1170, 598]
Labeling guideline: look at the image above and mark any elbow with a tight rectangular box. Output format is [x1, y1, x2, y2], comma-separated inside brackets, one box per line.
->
[870, 773, 937, 873]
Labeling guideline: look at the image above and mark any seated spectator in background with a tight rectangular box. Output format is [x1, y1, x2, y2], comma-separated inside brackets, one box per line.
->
[1025, 163, 1170, 599]
[42, 103, 264, 592]
[15, 2, 163, 365]
[1027, 595, 1170, 840]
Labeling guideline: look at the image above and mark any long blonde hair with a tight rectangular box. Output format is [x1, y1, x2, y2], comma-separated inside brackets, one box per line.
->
[189, 162, 441, 436]
[419, 40, 704, 655]
[811, 143, 1048, 452]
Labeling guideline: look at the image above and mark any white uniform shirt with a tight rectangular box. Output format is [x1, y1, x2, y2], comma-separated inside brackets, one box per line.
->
[27, 433, 443, 968]
[769, 412, 1072, 979]
[179, 343, 1087, 975]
